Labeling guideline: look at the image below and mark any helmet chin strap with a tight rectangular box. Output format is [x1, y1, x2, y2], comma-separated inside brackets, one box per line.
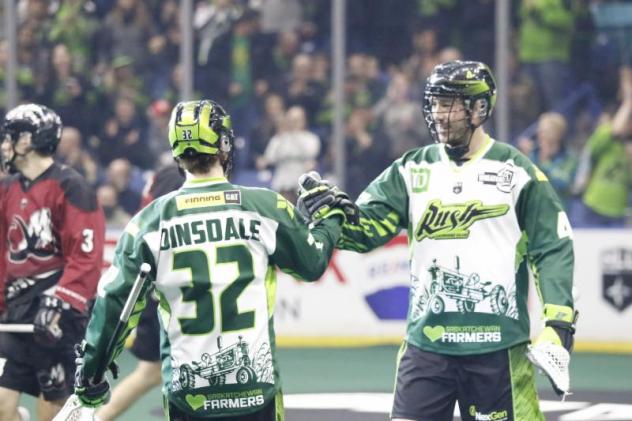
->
[1, 156, 17, 173]
[219, 133, 233, 178]
[220, 150, 233, 178]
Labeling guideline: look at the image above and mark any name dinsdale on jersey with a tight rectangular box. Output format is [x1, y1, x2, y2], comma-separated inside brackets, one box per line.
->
[160, 216, 262, 250]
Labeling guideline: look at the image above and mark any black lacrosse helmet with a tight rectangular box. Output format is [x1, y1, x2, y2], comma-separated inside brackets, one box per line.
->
[423, 60, 497, 159]
[2, 103, 63, 155]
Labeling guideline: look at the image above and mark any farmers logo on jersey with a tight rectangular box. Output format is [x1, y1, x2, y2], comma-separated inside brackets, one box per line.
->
[422, 324, 502, 343]
[415, 200, 509, 241]
[601, 248, 632, 312]
[8, 208, 58, 262]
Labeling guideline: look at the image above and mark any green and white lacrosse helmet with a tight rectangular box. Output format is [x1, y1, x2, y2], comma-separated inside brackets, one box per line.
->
[168, 99, 234, 159]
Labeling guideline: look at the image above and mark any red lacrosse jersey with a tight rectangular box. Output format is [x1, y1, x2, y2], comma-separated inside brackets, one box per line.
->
[0, 162, 105, 313]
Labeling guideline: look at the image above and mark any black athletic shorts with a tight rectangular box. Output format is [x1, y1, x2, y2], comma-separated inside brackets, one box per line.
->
[129, 295, 161, 362]
[166, 394, 283, 421]
[392, 342, 543, 421]
[0, 301, 87, 401]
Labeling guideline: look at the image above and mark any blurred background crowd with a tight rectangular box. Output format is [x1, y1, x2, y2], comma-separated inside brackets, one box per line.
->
[1, 0, 632, 228]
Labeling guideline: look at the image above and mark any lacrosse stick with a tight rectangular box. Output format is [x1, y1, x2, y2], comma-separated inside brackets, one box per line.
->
[53, 263, 152, 421]
[0, 323, 34, 333]
[526, 341, 571, 400]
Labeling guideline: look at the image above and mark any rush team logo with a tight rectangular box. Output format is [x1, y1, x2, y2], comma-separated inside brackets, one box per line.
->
[414, 200, 509, 241]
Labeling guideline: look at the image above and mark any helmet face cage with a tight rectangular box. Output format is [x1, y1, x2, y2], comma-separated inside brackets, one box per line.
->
[2, 104, 62, 155]
[422, 61, 497, 149]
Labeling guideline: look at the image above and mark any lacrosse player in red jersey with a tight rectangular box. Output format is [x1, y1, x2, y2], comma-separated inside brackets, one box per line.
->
[0, 104, 104, 421]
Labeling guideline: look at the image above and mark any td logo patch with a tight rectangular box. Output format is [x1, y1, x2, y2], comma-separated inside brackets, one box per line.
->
[411, 168, 430, 193]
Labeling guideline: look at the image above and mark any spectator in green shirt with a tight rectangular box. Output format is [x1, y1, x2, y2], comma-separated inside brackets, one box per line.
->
[518, 0, 575, 112]
[573, 66, 632, 227]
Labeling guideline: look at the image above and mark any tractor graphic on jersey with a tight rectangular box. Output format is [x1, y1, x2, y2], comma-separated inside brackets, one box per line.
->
[427, 257, 509, 315]
[179, 336, 257, 389]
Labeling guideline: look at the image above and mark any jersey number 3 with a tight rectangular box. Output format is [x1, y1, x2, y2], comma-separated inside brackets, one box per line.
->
[174, 245, 255, 335]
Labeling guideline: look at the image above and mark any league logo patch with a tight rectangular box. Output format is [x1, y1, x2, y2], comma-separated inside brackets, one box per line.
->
[601, 248, 632, 312]
[453, 182, 463, 194]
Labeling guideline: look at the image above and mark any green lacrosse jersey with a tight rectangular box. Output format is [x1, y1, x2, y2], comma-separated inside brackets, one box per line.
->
[82, 176, 342, 418]
[338, 137, 574, 355]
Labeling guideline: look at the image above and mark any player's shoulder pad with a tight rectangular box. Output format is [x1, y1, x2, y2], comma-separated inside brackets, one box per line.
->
[399, 144, 441, 167]
[488, 142, 545, 181]
[124, 190, 178, 238]
[240, 185, 296, 222]
[56, 164, 98, 211]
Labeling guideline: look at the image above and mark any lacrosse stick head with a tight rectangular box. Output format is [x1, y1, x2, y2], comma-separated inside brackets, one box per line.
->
[52, 394, 96, 421]
[526, 342, 570, 397]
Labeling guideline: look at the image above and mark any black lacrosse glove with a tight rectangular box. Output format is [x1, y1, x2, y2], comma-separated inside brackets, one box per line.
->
[297, 171, 359, 225]
[330, 188, 360, 226]
[74, 343, 118, 408]
[34, 295, 69, 347]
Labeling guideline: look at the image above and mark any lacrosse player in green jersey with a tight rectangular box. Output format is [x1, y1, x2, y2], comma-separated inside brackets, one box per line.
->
[298, 61, 578, 421]
[72, 99, 353, 420]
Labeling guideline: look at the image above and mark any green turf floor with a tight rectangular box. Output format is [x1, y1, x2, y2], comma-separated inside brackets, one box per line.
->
[19, 347, 632, 418]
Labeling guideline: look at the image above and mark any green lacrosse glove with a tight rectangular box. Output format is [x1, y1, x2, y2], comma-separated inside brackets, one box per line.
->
[528, 305, 578, 397]
[297, 171, 359, 225]
[74, 343, 118, 408]
[535, 305, 577, 351]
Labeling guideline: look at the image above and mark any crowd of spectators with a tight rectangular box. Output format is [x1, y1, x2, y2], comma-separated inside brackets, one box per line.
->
[1, 0, 632, 228]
